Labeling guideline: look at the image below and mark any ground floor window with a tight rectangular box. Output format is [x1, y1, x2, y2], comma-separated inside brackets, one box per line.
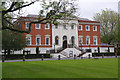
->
[26, 37, 31, 45]
[93, 37, 97, 45]
[55, 36, 59, 45]
[36, 37, 41, 45]
[79, 36, 83, 45]
[45, 37, 50, 45]
[86, 37, 90, 45]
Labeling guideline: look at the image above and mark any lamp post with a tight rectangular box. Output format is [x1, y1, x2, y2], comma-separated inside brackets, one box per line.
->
[81, 42, 82, 50]
[54, 43, 55, 53]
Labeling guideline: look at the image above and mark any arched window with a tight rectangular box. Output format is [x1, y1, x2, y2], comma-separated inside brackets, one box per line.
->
[55, 36, 59, 45]
[63, 35, 67, 41]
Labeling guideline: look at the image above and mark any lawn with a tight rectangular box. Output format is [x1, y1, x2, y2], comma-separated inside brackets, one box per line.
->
[2, 58, 118, 78]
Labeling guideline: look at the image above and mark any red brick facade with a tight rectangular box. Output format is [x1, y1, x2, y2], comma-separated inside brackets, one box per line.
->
[78, 20, 100, 47]
[20, 17, 52, 48]
[20, 16, 100, 48]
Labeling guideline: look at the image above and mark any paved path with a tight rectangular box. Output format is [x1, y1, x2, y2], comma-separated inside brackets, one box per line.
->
[0, 56, 120, 63]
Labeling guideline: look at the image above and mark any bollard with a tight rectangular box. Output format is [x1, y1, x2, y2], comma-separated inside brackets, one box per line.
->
[74, 54, 76, 59]
[23, 55, 25, 61]
[115, 53, 117, 58]
[58, 55, 60, 60]
[2, 56, 5, 62]
[102, 54, 104, 58]
[81, 57, 83, 59]
[88, 54, 91, 59]
[41, 55, 44, 61]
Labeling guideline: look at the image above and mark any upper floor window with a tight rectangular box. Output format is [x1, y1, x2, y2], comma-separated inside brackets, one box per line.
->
[55, 25, 58, 29]
[78, 25, 82, 31]
[45, 23, 49, 29]
[35, 24, 40, 29]
[86, 25, 90, 31]
[71, 25, 74, 29]
[93, 26, 97, 31]
[63, 24, 67, 29]
[26, 22, 29, 29]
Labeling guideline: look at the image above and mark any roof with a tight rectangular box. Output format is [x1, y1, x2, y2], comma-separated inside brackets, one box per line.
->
[78, 18, 91, 21]
[22, 14, 99, 22]
[26, 14, 38, 18]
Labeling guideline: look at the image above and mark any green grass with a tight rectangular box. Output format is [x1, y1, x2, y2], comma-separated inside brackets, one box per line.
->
[2, 58, 118, 78]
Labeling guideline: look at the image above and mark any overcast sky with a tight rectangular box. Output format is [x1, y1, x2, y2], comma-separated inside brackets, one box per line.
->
[22, 0, 119, 20]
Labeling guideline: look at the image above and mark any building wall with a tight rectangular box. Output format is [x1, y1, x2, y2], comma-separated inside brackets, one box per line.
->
[20, 16, 101, 52]
[21, 17, 52, 48]
[78, 20, 100, 47]
[52, 19, 79, 49]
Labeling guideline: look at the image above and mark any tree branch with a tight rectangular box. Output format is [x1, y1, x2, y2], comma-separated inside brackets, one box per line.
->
[10, 1, 36, 12]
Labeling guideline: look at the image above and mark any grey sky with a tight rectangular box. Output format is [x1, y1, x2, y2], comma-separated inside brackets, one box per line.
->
[22, 0, 119, 20]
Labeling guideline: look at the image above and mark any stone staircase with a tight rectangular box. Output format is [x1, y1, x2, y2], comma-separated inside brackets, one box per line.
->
[49, 44, 92, 58]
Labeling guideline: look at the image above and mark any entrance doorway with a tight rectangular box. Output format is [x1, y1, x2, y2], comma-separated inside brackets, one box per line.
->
[71, 36, 75, 47]
[62, 36, 67, 48]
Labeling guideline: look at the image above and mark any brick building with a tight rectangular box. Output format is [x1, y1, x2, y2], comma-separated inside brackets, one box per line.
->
[20, 14, 101, 53]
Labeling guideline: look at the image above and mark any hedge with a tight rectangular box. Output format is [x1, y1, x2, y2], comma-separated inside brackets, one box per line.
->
[2, 54, 51, 60]
[92, 52, 120, 57]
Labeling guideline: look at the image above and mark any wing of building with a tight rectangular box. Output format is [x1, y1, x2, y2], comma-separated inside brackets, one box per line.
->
[19, 14, 101, 53]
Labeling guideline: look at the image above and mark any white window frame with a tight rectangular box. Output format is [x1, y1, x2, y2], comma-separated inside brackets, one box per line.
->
[25, 22, 30, 29]
[86, 25, 90, 31]
[45, 23, 50, 29]
[93, 36, 98, 45]
[26, 36, 31, 45]
[79, 36, 83, 45]
[93, 26, 97, 31]
[35, 24, 41, 29]
[45, 36, 50, 45]
[86, 36, 90, 45]
[78, 25, 82, 31]
[36, 36, 41, 45]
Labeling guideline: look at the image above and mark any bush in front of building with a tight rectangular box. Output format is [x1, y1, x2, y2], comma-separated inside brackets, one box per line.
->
[92, 52, 120, 57]
[108, 47, 110, 53]
[2, 54, 51, 60]
[36, 46, 39, 54]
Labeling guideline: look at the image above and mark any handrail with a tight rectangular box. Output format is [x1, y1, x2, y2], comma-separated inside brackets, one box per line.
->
[59, 51, 68, 57]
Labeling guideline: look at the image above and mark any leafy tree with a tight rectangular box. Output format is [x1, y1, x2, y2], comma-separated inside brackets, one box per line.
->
[2, 22, 26, 55]
[93, 9, 118, 44]
[1, 0, 77, 33]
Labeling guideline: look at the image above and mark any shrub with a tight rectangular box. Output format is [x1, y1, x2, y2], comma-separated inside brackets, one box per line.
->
[108, 47, 110, 53]
[36, 46, 39, 54]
